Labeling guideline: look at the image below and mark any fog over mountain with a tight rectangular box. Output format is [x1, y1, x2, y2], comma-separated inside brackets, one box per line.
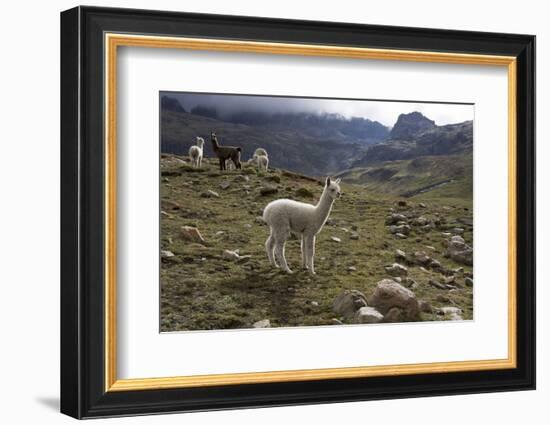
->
[163, 92, 473, 127]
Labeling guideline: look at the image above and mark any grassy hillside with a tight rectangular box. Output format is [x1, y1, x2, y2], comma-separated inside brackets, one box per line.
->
[160, 155, 474, 332]
[336, 153, 473, 204]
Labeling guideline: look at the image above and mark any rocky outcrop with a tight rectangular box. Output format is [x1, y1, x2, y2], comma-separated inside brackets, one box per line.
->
[390, 112, 436, 140]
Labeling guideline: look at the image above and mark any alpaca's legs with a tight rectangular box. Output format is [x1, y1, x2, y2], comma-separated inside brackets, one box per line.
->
[273, 226, 292, 273]
[300, 235, 308, 269]
[274, 241, 292, 274]
[198, 156, 201, 168]
[306, 236, 316, 275]
[265, 231, 277, 267]
[219, 158, 224, 171]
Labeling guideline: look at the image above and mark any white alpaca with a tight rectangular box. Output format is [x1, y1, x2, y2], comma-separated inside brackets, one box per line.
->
[188, 137, 204, 168]
[254, 154, 269, 171]
[253, 148, 268, 157]
[248, 148, 269, 171]
[263, 177, 341, 274]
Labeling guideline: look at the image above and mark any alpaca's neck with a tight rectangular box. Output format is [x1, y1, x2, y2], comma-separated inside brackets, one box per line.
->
[314, 189, 334, 228]
[211, 138, 219, 151]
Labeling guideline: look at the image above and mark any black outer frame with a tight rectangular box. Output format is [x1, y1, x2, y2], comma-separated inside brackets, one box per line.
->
[60, 6, 536, 419]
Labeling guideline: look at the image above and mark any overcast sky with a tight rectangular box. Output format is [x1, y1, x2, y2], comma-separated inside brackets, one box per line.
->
[163, 92, 473, 128]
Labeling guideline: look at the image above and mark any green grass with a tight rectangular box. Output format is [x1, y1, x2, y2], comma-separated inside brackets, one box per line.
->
[160, 155, 473, 332]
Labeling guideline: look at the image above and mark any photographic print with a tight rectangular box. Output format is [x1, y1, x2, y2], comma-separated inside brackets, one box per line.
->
[159, 92, 474, 332]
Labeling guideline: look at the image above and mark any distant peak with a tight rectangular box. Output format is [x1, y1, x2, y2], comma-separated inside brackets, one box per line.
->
[161, 96, 186, 113]
[390, 111, 436, 140]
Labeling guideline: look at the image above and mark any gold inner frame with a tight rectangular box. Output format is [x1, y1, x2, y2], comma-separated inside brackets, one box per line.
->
[104, 33, 517, 392]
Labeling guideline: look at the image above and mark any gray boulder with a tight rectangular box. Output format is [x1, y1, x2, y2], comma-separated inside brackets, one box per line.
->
[385, 213, 407, 225]
[385, 263, 408, 277]
[389, 224, 411, 235]
[444, 235, 473, 265]
[253, 319, 271, 328]
[369, 279, 420, 321]
[354, 306, 384, 324]
[333, 289, 368, 320]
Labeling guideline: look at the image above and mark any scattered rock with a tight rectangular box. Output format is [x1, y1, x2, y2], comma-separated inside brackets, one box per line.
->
[330, 236, 342, 243]
[347, 266, 357, 272]
[405, 277, 418, 289]
[237, 255, 252, 263]
[295, 187, 314, 198]
[310, 301, 319, 307]
[443, 276, 456, 285]
[219, 180, 231, 190]
[389, 224, 411, 235]
[457, 217, 473, 226]
[161, 250, 175, 258]
[413, 251, 431, 266]
[465, 277, 474, 287]
[397, 200, 407, 207]
[331, 318, 344, 325]
[349, 232, 360, 240]
[253, 319, 271, 328]
[395, 249, 407, 261]
[222, 249, 241, 261]
[200, 190, 220, 198]
[395, 233, 408, 239]
[444, 235, 473, 265]
[369, 279, 420, 321]
[180, 226, 206, 244]
[419, 202, 427, 208]
[333, 289, 368, 320]
[385, 263, 408, 277]
[419, 300, 433, 314]
[440, 306, 463, 321]
[244, 223, 252, 229]
[429, 259, 442, 269]
[354, 306, 384, 324]
[385, 213, 407, 225]
[413, 216, 429, 226]
[428, 279, 447, 290]
[436, 294, 451, 303]
[259, 186, 278, 196]
[452, 227, 465, 234]
[234, 175, 250, 182]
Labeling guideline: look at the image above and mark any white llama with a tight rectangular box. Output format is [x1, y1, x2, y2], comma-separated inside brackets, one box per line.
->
[253, 148, 268, 157]
[249, 148, 269, 171]
[225, 159, 235, 170]
[263, 177, 342, 274]
[255, 154, 269, 171]
[188, 137, 204, 168]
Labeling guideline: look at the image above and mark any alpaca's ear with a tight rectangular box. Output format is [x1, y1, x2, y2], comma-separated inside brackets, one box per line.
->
[326, 176, 331, 186]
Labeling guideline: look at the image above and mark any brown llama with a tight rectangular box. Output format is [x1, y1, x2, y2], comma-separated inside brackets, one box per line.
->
[210, 132, 242, 170]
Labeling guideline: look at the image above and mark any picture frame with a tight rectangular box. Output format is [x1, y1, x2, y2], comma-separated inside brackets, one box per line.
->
[60, 5, 536, 419]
